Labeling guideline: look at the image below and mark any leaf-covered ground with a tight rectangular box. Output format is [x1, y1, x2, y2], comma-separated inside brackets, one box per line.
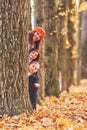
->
[0, 80, 87, 130]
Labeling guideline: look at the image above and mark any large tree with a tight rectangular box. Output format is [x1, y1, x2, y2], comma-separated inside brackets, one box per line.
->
[0, 0, 32, 115]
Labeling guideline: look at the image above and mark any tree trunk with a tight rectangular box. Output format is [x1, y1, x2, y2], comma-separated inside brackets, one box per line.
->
[0, 0, 32, 115]
[81, 9, 87, 79]
[67, 1, 77, 86]
[32, 0, 45, 99]
[45, 0, 59, 96]
[57, 0, 76, 91]
[75, 0, 82, 85]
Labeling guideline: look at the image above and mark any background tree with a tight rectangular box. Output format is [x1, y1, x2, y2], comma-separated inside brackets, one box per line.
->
[56, 0, 76, 91]
[0, 0, 32, 115]
[74, 0, 87, 85]
[44, 0, 59, 96]
[80, 0, 87, 79]
[31, 0, 45, 99]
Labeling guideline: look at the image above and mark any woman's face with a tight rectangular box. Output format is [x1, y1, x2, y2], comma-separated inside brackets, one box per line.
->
[28, 62, 40, 73]
[33, 32, 41, 42]
[29, 50, 39, 60]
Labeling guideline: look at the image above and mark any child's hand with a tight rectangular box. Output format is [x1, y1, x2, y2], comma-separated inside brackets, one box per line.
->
[34, 83, 40, 88]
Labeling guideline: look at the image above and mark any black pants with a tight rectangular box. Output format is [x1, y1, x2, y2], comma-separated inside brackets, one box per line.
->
[29, 90, 38, 109]
[28, 73, 39, 109]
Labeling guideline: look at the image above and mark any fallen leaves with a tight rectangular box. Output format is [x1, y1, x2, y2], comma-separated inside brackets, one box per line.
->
[0, 80, 87, 130]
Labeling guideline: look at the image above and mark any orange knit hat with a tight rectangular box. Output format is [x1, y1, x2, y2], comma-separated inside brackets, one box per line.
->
[32, 27, 46, 40]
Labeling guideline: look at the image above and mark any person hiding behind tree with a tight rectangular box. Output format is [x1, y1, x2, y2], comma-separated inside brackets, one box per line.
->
[29, 48, 40, 61]
[28, 61, 40, 109]
[28, 27, 46, 49]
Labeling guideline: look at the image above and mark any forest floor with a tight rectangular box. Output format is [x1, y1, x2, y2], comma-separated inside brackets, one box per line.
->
[0, 79, 87, 130]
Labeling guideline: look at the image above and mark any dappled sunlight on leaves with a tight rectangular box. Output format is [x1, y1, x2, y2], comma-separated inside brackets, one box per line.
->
[0, 80, 87, 129]
[79, 1, 87, 12]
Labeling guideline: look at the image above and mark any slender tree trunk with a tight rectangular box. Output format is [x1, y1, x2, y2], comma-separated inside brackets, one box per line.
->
[81, 5, 87, 79]
[32, 0, 45, 99]
[57, 0, 76, 91]
[0, 0, 32, 115]
[45, 0, 59, 96]
[57, 0, 68, 91]
[67, 1, 76, 86]
[75, 0, 82, 85]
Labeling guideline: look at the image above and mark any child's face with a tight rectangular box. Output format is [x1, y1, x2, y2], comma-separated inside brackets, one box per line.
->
[33, 32, 41, 42]
[29, 50, 39, 60]
[28, 62, 40, 73]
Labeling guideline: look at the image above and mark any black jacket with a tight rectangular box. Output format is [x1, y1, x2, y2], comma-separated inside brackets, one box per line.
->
[28, 72, 39, 93]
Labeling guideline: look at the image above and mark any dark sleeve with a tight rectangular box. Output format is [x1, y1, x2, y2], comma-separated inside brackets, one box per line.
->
[28, 31, 34, 45]
[34, 73, 39, 83]
[34, 41, 40, 49]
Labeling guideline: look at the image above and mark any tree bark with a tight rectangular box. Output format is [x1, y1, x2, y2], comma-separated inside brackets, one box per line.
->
[81, 9, 87, 79]
[32, 0, 45, 99]
[0, 0, 32, 115]
[45, 0, 59, 96]
[57, 0, 76, 91]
